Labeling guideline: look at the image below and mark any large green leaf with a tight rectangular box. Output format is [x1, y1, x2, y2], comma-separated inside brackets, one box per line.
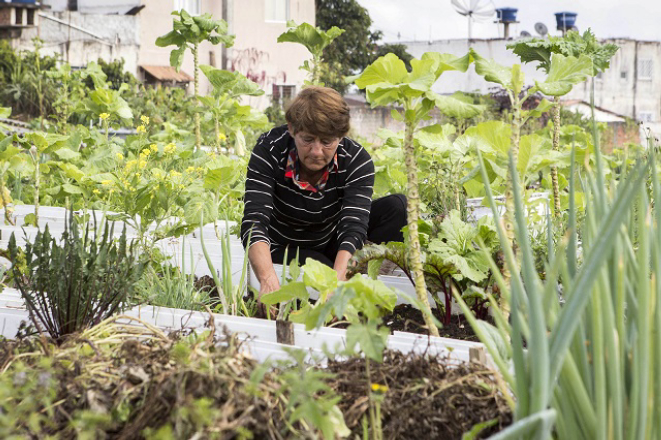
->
[53, 147, 80, 161]
[201, 65, 264, 97]
[0, 107, 10, 118]
[277, 21, 344, 57]
[471, 50, 512, 87]
[341, 276, 398, 320]
[464, 121, 511, 156]
[416, 124, 454, 152]
[204, 166, 241, 191]
[536, 53, 593, 96]
[303, 259, 337, 295]
[260, 281, 309, 305]
[421, 52, 473, 78]
[155, 30, 186, 48]
[428, 92, 486, 119]
[402, 58, 436, 94]
[346, 321, 390, 362]
[355, 53, 408, 89]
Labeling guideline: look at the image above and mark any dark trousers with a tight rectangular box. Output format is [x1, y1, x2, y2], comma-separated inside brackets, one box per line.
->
[271, 194, 407, 267]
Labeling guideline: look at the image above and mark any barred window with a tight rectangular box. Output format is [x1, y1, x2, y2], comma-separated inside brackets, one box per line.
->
[265, 0, 289, 22]
[638, 59, 653, 80]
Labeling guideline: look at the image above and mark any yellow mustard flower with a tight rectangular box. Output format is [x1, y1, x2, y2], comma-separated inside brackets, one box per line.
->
[150, 143, 158, 153]
[196, 167, 204, 173]
[139, 159, 147, 169]
[141, 148, 151, 157]
[169, 170, 182, 178]
[186, 166, 195, 173]
[370, 383, 388, 393]
[99, 113, 110, 120]
[92, 189, 101, 195]
[116, 153, 124, 161]
[164, 143, 177, 154]
[218, 132, 227, 142]
[125, 159, 138, 170]
[136, 125, 146, 134]
[140, 115, 150, 125]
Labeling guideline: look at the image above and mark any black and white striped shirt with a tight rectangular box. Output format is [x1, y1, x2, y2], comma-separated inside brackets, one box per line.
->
[240, 125, 375, 254]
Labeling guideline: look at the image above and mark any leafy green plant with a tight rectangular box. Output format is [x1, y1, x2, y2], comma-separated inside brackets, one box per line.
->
[276, 348, 350, 440]
[135, 263, 209, 311]
[156, 9, 235, 150]
[277, 20, 345, 85]
[8, 212, 145, 341]
[354, 51, 485, 336]
[199, 65, 269, 156]
[508, 30, 618, 216]
[349, 212, 499, 324]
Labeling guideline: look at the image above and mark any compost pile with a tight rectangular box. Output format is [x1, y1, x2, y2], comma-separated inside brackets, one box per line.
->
[327, 352, 512, 439]
[0, 317, 511, 439]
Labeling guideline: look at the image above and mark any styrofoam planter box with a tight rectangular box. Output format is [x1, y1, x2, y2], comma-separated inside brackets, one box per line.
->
[466, 191, 550, 222]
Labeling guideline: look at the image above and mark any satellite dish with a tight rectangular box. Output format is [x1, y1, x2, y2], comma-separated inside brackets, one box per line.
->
[534, 22, 548, 36]
[520, 30, 532, 37]
[451, 0, 496, 40]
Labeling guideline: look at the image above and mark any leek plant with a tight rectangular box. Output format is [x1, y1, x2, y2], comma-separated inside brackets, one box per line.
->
[456, 94, 660, 438]
[199, 219, 252, 316]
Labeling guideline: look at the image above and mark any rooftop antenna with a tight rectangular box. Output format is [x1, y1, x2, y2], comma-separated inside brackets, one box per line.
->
[534, 22, 549, 37]
[451, 0, 496, 40]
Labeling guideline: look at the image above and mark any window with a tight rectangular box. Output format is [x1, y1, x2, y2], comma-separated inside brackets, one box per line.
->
[638, 112, 654, 123]
[174, 0, 200, 15]
[621, 71, 628, 80]
[638, 59, 653, 81]
[272, 84, 295, 105]
[265, 0, 289, 22]
[596, 72, 604, 81]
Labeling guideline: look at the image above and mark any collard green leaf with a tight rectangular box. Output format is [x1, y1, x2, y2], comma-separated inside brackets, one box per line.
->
[355, 53, 408, 89]
[471, 51, 512, 87]
[421, 52, 473, 78]
[464, 121, 512, 156]
[53, 147, 80, 161]
[0, 107, 10, 118]
[536, 54, 593, 96]
[260, 281, 309, 305]
[303, 259, 338, 294]
[277, 21, 344, 57]
[427, 92, 486, 119]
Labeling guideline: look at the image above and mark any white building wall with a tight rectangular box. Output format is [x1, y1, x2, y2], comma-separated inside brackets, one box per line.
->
[17, 12, 140, 75]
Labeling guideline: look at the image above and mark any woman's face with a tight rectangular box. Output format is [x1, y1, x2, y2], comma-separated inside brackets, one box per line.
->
[289, 127, 340, 173]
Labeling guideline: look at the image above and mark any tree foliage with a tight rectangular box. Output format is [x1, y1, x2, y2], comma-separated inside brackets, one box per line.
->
[316, 0, 413, 93]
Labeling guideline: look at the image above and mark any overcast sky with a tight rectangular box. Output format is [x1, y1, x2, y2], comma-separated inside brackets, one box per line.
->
[355, 0, 661, 43]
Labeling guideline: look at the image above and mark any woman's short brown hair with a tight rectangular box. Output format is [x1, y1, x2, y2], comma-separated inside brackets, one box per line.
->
[285, 86, 350, 139]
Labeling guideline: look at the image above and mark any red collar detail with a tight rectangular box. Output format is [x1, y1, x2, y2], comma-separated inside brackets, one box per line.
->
[284, 149, 338, 193]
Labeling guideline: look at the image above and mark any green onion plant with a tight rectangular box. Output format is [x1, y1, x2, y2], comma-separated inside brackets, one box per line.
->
[456, 87, 659, 438]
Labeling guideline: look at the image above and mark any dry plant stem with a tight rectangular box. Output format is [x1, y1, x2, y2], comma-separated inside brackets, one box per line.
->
[193, 43, 201, 151]
[404, 119, 439, 337]
[33, 149, 40, 227]
[0, 175, 15, 225]
[551, 95, 562, 217]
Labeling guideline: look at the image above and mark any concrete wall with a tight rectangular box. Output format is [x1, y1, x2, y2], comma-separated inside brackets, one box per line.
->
[139, 0, 315, 109]
[17, 11, 140, 74]
[403, 38, 661, 126]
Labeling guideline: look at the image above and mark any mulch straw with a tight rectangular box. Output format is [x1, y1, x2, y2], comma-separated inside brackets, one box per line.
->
[0, 315, 511, 439]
